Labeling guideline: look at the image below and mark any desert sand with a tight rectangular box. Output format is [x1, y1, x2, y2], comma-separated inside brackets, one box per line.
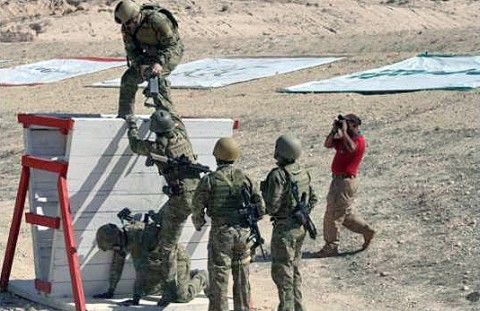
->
[0, 0, 479, 310]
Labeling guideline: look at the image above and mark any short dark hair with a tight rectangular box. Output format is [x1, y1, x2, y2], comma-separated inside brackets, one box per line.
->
[344, 114, 361, 126]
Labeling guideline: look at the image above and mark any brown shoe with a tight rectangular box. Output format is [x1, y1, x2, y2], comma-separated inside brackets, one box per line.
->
[313, 245, 339, 258]
[362, 230, 376, 250]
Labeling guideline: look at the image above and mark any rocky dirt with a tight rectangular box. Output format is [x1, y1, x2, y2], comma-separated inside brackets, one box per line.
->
[0, 0, 479, 310]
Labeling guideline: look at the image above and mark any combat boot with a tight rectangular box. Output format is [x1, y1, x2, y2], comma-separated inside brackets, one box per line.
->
[362, 229, 376, 250]
[313, 245, 339, 258]
[157, 291, 176, 307]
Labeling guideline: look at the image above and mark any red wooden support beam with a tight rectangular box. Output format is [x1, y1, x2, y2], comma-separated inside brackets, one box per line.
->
[34, 279, 52, 294]
[58, 176, 86, 311]
[25, 213, 60, 229]
[0, 166, 30, 291]
[17, 114, 74, 135]
[7, 114, 88, 311]
[22, 155, 68, 175]
[233, 117, 240, 129]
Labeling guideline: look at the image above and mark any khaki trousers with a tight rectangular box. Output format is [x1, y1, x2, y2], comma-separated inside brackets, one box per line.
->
[323, 175, 374, 248]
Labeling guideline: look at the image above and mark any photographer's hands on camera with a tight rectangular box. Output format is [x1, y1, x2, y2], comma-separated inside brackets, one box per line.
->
[329, 114, 348, 138]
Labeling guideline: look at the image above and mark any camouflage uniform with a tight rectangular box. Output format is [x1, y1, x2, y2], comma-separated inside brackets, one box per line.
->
[105, 222, 207, 302]
[127, 117, 200, 300]
[192, 164, 265, 311]
[118, 4, 184, 117]
[107, 221, 162, 298]
[262, 162, 317, 311]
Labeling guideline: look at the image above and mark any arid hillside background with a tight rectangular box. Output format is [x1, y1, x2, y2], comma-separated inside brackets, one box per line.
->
[0, 0, 479, 310]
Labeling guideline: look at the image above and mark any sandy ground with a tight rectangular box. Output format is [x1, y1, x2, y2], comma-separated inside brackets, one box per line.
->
[0, 0, 479, 310]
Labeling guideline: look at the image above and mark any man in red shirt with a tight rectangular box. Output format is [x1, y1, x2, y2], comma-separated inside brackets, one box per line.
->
[314, 114, 376, 258]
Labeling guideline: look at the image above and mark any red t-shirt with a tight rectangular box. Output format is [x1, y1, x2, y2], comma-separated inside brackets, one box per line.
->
[331, 135, 366, 176]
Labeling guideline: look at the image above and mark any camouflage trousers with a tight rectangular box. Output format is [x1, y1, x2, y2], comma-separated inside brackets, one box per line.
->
[176, 269, 208, 303]
[156, 186, 197, 297]
[323, 176, 374, 249]
[133, 258, 164, 299]
[117, 66, 176, 118]
[208, 224, 251, 311]
[271, 222, 306, 311]
[133, 250, 207, 302]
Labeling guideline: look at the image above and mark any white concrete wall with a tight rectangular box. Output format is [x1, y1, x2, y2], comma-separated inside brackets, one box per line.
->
[24, 114, 233, 298]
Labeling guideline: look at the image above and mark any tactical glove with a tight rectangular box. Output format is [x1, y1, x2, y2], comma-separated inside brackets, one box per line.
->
[93, 288, 114, 299]
[124, 114, 138, 130]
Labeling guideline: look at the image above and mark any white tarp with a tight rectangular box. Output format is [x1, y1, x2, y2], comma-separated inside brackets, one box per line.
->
[0, 57, 126, 86]
[92, 57, 342, 89]
[281, 54, 480, 94]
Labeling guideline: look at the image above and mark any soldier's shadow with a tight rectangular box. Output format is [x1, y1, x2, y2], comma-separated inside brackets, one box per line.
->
[302, 248, 364, 259]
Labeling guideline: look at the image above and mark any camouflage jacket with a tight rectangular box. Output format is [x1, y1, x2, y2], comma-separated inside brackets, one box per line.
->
[108, 221, 191, 297]
[121, 5, 184, 68]
[192, 164, 265, 228]
[127, 122, 200, 190]
[107, 222, 158, 295]
[262, 162, 317, 222]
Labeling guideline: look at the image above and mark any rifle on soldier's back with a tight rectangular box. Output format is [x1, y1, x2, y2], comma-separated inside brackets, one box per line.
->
[291, 182, 317, 240]
[145, 153, 211, 175]
[240, 186, 266, 260]
[117, 207, 155, 225]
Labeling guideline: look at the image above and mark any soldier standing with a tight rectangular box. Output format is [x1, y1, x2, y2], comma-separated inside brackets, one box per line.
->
[94, 221, 208, 306]
[314, 114, 375, 257]
[114, 0, 184, 118]
[125, 110, 200, 306]
[192, 137, 265, 311]
[262, 134, 317, 311]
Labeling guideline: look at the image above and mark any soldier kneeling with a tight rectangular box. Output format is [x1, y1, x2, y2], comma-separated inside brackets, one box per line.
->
[94, 217, 208, 306]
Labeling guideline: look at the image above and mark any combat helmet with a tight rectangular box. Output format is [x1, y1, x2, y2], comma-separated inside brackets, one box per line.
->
[149, 110, 175, 134]
[274, 134, 302, 162]
[114, 0, 140, 24]
[213, 137, 240, 162]
[96, 224, 122, 251]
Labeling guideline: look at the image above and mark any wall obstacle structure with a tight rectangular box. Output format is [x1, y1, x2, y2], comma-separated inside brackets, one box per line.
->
[0, 114, 236, 311]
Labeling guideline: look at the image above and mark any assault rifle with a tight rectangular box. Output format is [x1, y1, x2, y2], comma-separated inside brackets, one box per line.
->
[145, 153, 211, 175]
[291, 182, 317, 240]
[240, 186, 266, 260]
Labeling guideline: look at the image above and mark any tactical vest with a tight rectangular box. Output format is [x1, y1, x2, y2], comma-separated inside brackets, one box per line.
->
[153, 130, 196, 178]
[206, 166, 246, 223]
[133, 5, 180, 47]
[124, 221, 145, 257]
[124, 222, 159, 259]
[140, 4, 178, 29]
[278, 163, 310, 219]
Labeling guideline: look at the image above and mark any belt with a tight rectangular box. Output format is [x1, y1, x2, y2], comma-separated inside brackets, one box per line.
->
[332, 173, 356, 179]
